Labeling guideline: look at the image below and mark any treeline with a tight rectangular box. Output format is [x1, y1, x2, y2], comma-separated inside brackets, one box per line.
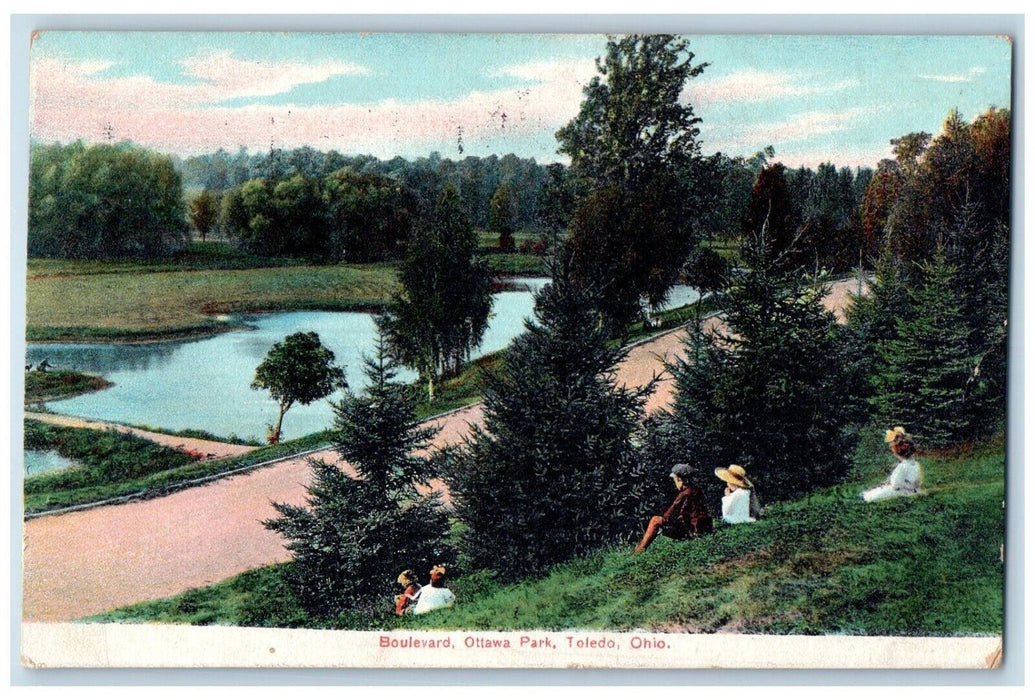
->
[28, 138, 874, 271]
[29, 142, 188, 259]
[179, 148, 552, 233]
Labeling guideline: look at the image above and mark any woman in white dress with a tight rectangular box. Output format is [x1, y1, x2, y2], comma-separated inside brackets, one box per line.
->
[715, 464, 762, 524]
[411, 565, 456, 615]
[861, 426, 922, 502]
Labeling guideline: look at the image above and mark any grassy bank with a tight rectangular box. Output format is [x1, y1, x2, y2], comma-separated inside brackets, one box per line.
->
[24, 424, 331, 516]
[24, 370, 111, 402]
[24, 419, 202, 513]
[90, 435, 1004, 634]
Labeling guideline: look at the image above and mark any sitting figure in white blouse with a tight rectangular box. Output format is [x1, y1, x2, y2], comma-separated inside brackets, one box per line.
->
[861, 426, 922, 502]
[715, 464, 762, 524]
[411, 565, 456, 615]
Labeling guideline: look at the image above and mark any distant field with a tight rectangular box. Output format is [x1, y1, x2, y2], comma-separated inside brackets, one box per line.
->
[26, 264, 399, 342]
[26, 239, 548, 342]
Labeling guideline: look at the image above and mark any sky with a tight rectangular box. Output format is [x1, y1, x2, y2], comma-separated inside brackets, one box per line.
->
[27, 32, 1013, 169]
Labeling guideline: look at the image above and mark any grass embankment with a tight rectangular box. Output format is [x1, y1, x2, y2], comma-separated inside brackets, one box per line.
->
[24, 370, 111, 402]
[90, 435, 1004, 634]
[23, 421, 331, 516]
[24, 419, 201, 513]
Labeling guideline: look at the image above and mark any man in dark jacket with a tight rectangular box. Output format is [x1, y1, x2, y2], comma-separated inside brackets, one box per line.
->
[633, 463, 713, 553]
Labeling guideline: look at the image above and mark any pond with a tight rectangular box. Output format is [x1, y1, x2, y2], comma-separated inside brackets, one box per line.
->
[26, 278, 699, 441]
[24, 449, 78, 477]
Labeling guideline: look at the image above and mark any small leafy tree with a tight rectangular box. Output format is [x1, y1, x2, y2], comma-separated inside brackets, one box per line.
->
[251, 331, 346, 443]
[264, 337, 448, 618]
[188, 189, 218, 242]
[488, 181, 516, 251]
[444, 271, 652, 578]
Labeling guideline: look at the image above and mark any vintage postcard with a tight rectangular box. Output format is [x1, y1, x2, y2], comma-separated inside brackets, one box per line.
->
[17, 27, 1011, 670]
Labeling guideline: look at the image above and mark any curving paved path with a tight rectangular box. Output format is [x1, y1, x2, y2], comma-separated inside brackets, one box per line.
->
[22, 280, 862, 622]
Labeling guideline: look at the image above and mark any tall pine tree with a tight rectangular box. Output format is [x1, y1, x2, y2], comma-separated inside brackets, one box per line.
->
[871, 249, 974, 448]
[444, 272, 652, 578]
[264, 336, 448, 618]
[656, 231, 854, 503]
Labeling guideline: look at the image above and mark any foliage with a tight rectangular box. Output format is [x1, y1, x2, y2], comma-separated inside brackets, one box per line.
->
[380, 185, 494, 401]
[682, 243, 730, 294]
[264, 339, 449, 618]
[322, 169, 416, 262]
[856, 108, 1010, 437]
[29, 141, 188, 259]
[23, 369, 110, 402]
[557, 35, 708, 330]
[870, 250, 975, 448]
[251, 331, 347, 441]
[188, 189, 219, 242]
[182, 146, 555, 233]
[487, 181, 517, 238]
[443, 273, 652, 578]
[219, 174, 329, 259]
[655, 232, 855, 504]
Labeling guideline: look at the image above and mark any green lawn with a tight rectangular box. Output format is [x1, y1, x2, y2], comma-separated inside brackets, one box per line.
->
[89, 435, 1004, 635]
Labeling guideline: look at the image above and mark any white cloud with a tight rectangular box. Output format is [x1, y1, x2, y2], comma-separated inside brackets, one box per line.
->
[686, 69, 857, 105]
[918, 66, 987, 83]
[179, 51, 370, 101]
[712, 107, 884, 150]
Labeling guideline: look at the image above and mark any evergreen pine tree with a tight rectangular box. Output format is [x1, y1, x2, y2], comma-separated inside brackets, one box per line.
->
[264, 336, 448, 618]
[657, 231, 854, 503]
[871, 249, 974, 447]
[443, 272, 652, 578]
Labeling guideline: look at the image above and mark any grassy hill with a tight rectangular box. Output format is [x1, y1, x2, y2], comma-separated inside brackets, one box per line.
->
[90, 435, 1004, 636]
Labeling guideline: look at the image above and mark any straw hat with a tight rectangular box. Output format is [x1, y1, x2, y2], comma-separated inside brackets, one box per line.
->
[884, 426, 909, 443]
[715, 464, 751, 489]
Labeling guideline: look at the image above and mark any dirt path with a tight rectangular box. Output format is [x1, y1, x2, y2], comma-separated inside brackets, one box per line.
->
[24, 412, 258, 460]
[22, 280, 862, 622]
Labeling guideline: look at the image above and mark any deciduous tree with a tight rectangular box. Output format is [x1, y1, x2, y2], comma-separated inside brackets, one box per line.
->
[251, 331, 346, 443]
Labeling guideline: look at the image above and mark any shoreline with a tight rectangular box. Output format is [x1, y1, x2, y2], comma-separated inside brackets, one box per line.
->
[24, 273, 546, 346]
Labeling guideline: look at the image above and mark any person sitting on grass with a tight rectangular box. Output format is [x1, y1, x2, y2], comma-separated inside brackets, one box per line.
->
[715, 464, 762, 524]
[861, 426, 922, 502]
[411, 565, 456, 615]
[634, 463, 713, 554]
[394, 569, 422, 616]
